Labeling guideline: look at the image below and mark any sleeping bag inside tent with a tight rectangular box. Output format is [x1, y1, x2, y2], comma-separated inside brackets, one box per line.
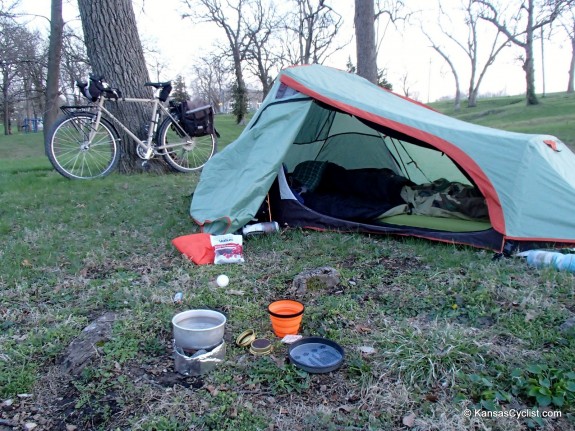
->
[190, 64, 575, 252]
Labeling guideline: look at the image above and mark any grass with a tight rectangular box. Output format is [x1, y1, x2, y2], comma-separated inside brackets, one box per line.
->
[432, 91, 575, 148]
[1, 97, 575, 430]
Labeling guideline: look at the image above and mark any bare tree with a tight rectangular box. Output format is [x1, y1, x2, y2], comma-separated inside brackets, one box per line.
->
[244, 0, 281, 98]
[0, 20, 18, 134]
[22, 30, 46, 124]
[191, 53, 232, 113]
[473, 0, 572, 105]
[77, 0, 159, 173]
[559, 8, 575, 93]
[60, 28, 90, 104]
[183, 0, 254, 124]
[374, 0, 411, 58]
[424, 1, 510, 108]
[146, 50, 169, 84]
[354, 0, 377, 84]
[399, 72, 414, 98]
[422, 28, 463, 111]
[350, 0, 406, 88]
[462, 1, 510, 107]
[281, 0, 346, 65]
[0, 0, 19, 18]
[0, 17, 42, 134]
[43, 0, 63, 140]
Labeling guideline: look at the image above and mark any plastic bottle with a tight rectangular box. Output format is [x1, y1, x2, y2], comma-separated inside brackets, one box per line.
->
[242, 221, 279, 237]
[525, 250, 575, 273]
[557, 254, 575, 272]
[525, 250, 564, 268]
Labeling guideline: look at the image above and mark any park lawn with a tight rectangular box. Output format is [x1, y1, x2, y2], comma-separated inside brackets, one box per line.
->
[0, 98, 574, 430]
[432, 91, 575, 149]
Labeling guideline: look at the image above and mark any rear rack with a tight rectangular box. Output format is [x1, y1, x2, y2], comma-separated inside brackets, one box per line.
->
[60, 105, 97, 116]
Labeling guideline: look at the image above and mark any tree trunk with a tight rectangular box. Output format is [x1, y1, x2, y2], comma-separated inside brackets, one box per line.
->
[354, 0, 378, 84]
[77, 0, 166, 173]
[454, 87, 461, 112]
[2, 68, 10, 135]
[430, 46, 461, 111]
[44, 0, 63, 143]
[468, 88, 479, 108]
[232, 49, 247, 124]
[568, 24, 575, 93]
[524, 0, 538, 105]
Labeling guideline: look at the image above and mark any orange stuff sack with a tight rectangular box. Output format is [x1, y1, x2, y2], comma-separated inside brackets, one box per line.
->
[171, 233, 215, 265]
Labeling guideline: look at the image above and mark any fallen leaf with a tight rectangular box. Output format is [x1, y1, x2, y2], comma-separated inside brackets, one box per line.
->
[359, 346, 376, 355]
[205, 385, 219, 396]
[338, 404, 354, 413]
[227, 289, 245, 296]
[347, 394, 360, 402]
[403, 412, 416, 427]
[355, 325, 372, 333]
[21, 259, 32, 267]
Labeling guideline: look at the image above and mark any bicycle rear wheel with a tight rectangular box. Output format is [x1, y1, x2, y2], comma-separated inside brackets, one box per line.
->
[46, 112, 120, 179]
[158, 117, 216, 172]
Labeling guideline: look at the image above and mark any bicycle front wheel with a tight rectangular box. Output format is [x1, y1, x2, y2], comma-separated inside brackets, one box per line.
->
[46, 112, 120, 179]
[158, 117, 216, 172]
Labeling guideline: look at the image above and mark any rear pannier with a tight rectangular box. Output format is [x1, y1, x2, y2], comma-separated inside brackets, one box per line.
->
[179, 103, 215, 137]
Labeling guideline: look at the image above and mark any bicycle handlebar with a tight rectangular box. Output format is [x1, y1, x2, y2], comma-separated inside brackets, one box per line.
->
[144, 81, 172, 89]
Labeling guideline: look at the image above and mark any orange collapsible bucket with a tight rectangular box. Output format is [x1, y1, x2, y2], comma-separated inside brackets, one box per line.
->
[268, 299, 305, 337]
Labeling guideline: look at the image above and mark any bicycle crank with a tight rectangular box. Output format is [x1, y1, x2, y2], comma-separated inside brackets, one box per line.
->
[136, 144, 154, 160]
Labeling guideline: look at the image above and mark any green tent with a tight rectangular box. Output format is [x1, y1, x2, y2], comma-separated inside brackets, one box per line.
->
[191, 64, 575, 252]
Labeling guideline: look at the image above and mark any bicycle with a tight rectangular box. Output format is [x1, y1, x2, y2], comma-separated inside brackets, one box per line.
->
[45, 74, 218, 180]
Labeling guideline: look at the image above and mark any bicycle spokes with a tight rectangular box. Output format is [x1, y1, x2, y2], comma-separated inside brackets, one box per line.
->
[46, 113, 120, 179]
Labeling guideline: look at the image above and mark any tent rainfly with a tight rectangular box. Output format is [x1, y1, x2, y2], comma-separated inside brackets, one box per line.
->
[190, 64, 575, 252]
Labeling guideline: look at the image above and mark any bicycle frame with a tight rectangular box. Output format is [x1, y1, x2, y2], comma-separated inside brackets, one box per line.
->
[88, 94, 189, 160]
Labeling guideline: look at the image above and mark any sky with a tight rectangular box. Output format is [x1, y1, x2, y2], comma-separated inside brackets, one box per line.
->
[16, 0, 573, 103]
